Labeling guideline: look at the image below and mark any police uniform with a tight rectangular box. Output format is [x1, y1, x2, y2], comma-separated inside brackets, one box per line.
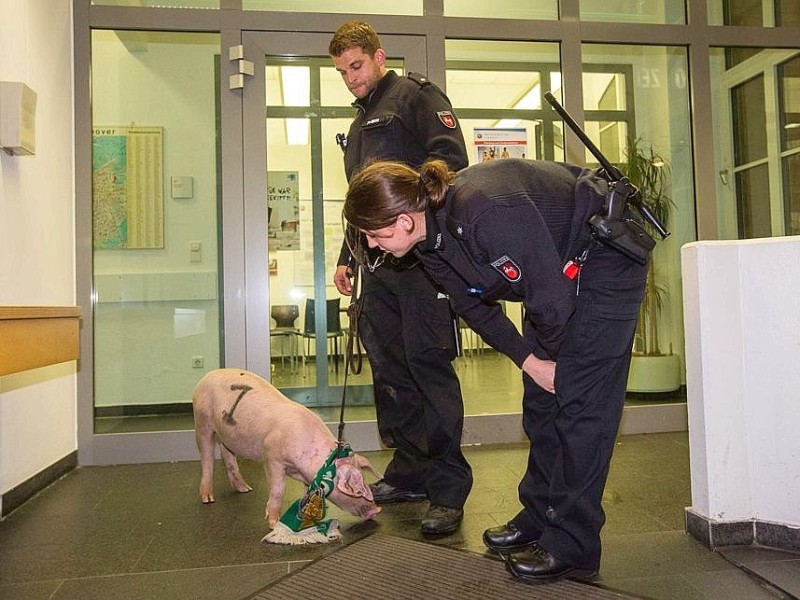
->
[416, 159, 647, 569]
[338, 70, 473, 509]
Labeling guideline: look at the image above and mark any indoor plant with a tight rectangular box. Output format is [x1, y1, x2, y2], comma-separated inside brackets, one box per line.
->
[623, 137, 681, 393]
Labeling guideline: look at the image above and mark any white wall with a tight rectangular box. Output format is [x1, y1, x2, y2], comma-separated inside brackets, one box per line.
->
[0, 0, 76, 500]
[682, 237, 800, 526]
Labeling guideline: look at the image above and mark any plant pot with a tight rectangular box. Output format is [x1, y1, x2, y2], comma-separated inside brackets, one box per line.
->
[627, 353, 681, 393]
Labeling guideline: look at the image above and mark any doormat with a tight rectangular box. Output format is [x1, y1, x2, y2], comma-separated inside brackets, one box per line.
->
[246, 534, 641, 600]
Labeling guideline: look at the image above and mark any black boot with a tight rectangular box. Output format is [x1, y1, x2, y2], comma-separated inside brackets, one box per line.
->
[369, 480, 426, 504]
[421, 505, 463, 535]
[482, 522, 537, 552]
[505, 543, 598, 584]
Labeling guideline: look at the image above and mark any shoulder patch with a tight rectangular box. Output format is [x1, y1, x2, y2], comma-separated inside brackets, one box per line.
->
[437, 110, 457, 129]
[491, 255, 522, 282]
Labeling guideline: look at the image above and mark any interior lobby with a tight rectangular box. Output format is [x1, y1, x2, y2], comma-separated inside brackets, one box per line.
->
[1, 0, 799, 598]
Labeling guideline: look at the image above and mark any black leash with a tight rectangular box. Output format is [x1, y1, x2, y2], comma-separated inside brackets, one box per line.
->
[336, 265, 365, 445]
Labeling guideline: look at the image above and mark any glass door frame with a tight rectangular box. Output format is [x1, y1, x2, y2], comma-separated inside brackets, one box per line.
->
[715, 49, 799, 238]
[240, 32, 425, 445]
[73, 22, 428, 465]
[73, 4, 697, 466]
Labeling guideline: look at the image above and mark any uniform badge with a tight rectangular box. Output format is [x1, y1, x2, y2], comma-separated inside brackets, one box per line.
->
[436, 111, 457, 129]
[491, 255, 522, 282]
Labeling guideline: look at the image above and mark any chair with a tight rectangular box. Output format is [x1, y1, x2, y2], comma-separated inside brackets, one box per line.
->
[458, 302, 505, 359]
[270, 304, 300, 371]
[458, 317, 484, 358]
[301, 298, 344, 372]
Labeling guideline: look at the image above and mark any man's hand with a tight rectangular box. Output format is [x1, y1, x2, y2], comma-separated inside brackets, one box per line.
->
[521, 354, 556, 394]
[333, 265, 353, 296]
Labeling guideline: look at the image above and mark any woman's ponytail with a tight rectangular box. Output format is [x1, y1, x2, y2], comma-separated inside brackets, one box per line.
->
[419, 160, 456, 209]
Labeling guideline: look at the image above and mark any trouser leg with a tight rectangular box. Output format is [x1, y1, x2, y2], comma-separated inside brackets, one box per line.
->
[513, 373, 558, 538]
[515, 246, 646, 568]
[358, 266, 472, 508]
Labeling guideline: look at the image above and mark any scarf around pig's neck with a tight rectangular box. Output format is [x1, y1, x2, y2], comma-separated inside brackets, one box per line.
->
[262, 444, 352, 545]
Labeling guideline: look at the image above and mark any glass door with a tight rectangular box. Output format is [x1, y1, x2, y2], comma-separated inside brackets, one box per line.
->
[241, 32, 426, 424]
[90, 31, 223, 437]
[82, 29, 228, 464]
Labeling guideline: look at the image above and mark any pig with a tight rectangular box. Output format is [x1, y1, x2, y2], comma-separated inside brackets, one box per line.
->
[192, 368, 382, 530]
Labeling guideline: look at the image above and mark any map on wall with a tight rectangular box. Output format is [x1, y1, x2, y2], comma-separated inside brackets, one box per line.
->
[92, 126, 164, 249]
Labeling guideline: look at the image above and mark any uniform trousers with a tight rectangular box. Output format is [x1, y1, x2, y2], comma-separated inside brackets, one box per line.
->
[358, 263, 473, 509]
[512, 242, 647, 568]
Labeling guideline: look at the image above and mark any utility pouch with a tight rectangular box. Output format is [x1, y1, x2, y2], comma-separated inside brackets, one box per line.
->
[589, 212, 655, 265]
[543, 91, 670, 264]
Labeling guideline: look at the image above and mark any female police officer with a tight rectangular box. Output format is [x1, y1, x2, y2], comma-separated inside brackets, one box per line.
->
[343, 157, 648, 584]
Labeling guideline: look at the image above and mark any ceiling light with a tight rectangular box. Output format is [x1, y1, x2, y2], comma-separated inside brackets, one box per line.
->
[280, 66, 309, 145]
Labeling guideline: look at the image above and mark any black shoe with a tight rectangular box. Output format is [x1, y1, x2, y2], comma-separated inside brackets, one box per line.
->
[504, 543, 598, 584]
[369, 480, 426, 504]
[421, 505, 463, 535]
[483, 522, 538, 553]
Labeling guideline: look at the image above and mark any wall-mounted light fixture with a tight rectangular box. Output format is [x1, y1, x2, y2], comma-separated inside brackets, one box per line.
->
[0, 82, 37, 156]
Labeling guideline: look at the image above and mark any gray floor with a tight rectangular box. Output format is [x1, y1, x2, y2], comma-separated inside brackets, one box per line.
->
[2, 431, 799, 600]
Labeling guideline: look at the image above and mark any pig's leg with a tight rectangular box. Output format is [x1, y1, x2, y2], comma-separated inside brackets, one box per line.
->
[195, 427, 216, 504]
[220, 443, 252, 494]
[264, 460, 287, 528]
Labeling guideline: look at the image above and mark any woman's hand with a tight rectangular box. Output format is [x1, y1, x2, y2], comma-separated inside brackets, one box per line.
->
[521, 354, 556, 394]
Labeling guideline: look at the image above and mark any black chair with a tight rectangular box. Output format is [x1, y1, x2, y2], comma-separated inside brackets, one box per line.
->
[270, 304, 300, 371]
[301, 298, 344, 371]
[458, 317, 484, 358]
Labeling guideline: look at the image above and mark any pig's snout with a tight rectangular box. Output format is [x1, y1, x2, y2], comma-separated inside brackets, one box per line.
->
[361, 504, 381, 520]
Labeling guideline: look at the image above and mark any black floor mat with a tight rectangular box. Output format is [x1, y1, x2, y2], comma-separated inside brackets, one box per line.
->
[247, 534, 641, 599]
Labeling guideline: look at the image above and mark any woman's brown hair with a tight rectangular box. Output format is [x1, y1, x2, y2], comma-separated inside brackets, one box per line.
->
[344, 160, 455, 231]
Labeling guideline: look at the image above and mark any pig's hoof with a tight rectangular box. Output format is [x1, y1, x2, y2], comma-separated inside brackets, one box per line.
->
[201, 496, 215, 504]
[235, 485, 253, 494]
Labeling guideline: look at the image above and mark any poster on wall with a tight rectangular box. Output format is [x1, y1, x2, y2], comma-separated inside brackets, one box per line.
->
[92, 126, 164, 249]
[473, 128, 528, 163]
[268, 171, 301, 252]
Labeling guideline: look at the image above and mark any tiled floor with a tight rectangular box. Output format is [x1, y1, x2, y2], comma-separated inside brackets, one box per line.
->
[7, 354, 800, 598]
[2, 431, 799, 599]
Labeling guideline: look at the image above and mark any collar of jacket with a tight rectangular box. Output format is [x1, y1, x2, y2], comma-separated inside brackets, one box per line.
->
[420, 202, 446, 254]
[352, 70, 399, 111]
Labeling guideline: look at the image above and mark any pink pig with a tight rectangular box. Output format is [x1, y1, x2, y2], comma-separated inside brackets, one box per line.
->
[192, 368, 382, 529]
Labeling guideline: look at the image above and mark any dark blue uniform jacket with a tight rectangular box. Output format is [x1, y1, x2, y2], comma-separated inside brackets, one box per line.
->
[416, 159, 607, 366]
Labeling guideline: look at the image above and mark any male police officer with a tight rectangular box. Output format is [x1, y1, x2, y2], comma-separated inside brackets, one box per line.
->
[329, 21, 471, 535]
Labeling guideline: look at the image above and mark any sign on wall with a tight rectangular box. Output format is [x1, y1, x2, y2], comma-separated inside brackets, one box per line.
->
[268, 171, 300, 252]
[473, 127, 528, 163]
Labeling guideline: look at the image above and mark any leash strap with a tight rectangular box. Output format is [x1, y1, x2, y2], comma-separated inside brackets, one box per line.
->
[337, 265, 364, 445]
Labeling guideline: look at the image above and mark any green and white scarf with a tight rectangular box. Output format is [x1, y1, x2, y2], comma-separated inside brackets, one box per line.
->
[262, 445, 352, 545]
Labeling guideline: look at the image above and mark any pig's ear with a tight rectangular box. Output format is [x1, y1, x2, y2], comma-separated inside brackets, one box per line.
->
[335, 463, 374, 500]
[353, 453, 384, 480]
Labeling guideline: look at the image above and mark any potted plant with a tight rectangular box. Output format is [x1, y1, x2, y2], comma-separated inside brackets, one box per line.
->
[623, 137, 681, 393]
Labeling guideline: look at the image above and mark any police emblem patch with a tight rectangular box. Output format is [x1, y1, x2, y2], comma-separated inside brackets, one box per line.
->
[436, 111, 457, 129]
[491, 255, 522, 282]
